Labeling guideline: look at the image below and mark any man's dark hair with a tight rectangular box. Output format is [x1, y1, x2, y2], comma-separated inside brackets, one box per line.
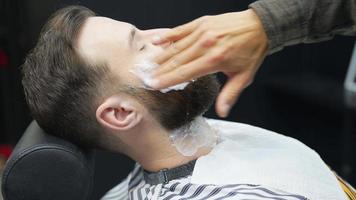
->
[22, 6, 111, 148]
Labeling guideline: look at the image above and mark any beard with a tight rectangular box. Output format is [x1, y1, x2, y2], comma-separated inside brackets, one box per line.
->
[138, 74, 220, 130]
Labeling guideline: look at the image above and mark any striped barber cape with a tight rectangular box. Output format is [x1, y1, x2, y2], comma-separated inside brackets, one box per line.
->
[101, 164, 308, 200]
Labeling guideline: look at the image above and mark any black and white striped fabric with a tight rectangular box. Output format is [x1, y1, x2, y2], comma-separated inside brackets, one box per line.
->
[101, 164, 308, 200]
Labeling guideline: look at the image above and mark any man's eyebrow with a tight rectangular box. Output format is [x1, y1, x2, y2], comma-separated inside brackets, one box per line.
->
[129, 26, 136, 48]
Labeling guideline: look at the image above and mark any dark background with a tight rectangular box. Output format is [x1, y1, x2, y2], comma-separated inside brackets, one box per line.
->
[0, 0, 355, 199]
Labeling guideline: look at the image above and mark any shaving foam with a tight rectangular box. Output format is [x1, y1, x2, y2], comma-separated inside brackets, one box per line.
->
[169, 116, 218, 156]
[130, 59, 190, 93]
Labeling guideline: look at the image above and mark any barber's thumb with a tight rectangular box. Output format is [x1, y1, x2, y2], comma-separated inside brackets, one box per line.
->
[216, 77, 245, 118]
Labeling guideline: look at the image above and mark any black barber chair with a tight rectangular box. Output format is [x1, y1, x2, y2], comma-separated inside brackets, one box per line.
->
[1, 121, 95, 200]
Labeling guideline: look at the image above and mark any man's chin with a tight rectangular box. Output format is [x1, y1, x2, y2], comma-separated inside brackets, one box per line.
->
[179, 74, 220, 115]
[182, 74, 220, 94]
[158, 74, 220, 130]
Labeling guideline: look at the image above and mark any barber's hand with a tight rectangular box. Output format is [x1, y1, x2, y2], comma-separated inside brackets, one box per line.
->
[150, 9, 268, 117]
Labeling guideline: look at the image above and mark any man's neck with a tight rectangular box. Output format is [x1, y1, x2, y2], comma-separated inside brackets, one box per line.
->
[124, 117, 217, 172]
[139, 145, 213, 172]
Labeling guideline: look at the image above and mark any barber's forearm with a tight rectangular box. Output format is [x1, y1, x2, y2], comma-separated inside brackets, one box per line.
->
[249, 0, 356, 54]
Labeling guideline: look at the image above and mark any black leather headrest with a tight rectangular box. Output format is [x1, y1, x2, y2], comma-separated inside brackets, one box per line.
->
[1, 121, 95, 200]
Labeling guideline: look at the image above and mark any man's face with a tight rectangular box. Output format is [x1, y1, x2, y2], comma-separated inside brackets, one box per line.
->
[77, 16, 162, 87]
[77, 17, 219, 130]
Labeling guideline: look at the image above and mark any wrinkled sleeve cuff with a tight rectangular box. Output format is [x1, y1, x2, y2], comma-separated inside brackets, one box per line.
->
[249, 0, 307, 54]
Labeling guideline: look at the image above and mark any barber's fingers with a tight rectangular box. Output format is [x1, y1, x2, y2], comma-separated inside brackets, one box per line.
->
[215, 72, 253, 117]
[152, 18, 201, 45]
[151, 54, 217, 89]
[154, 29, 202, 65]
[154, 32, 215, 76]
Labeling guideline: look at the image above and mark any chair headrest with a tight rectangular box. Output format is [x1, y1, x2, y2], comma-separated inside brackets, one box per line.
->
[1, 121, 95, 200]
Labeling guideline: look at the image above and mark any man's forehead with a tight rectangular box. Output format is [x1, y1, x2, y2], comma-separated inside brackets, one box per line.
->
[76, 16, 132, 63]
[84, 16, 131, 31]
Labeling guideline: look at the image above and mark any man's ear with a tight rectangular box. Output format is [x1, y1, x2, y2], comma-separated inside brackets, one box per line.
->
[96, 95, 143, 131]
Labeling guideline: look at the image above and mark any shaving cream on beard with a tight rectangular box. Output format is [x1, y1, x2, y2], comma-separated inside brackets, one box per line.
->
[130, 59, 190, 93]
[169, 116, 219, 157]
[131, 59, 218, 156]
